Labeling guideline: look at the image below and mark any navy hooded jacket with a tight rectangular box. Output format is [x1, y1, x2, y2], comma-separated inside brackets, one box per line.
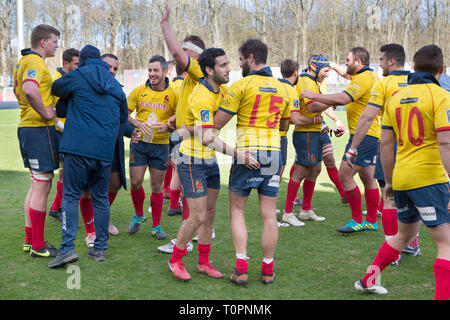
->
[52, 49, 128, 162]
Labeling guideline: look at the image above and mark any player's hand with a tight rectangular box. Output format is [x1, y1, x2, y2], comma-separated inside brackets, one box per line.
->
[167, 114, 176, 130]
[301, 89, 316, 100]
[43, 106, 56, 121]
[161, 3, 170, 24]
[131, 130, 141, 144]
[321, 125, 329, 135]
[344, 148, 357, 168]
[333, 119, 346, 137]
[135, 121, 153, 135]
[235, 149, 260, 170]
[150, 121, 169, 133]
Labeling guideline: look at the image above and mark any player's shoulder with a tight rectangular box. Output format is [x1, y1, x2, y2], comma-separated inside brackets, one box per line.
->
[52, 70, 63, 81]
[129, 83, 147, 97]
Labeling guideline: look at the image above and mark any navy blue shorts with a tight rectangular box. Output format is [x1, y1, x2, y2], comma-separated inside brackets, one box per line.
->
[129, 141, 169, 171]
[55, 130, 65, 167]
[343, 134, 378, 167]
[293, 131, 322, 166]
[169, 131, 182, 159]
[394, 183, 450, 227]
[280, 136, 288, 166]
[177, 153, 220, 198]
[17, 126, 59, 172]
[320, 132, 332, 145]
[110, 147, 120, 173]
[374, 142, 398, 182]
[229, 150, 281, 198]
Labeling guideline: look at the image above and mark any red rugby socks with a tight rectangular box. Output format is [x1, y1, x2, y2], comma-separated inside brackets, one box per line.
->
[79, 197, 95, 234]
[29, 207, 46, 251]
[285, 180, 300, 213]
[150, 192, 163, 227]
[364, 188, 380, 224]
[130, 187, 145, 217]
[345, 186, 363, 224]
[301, 180, 315, 211]
[50, 181, 63, 211]
[361, 241, 400, 287]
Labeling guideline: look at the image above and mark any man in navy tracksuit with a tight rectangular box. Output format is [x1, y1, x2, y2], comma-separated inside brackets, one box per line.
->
[48, 44, 128, 268]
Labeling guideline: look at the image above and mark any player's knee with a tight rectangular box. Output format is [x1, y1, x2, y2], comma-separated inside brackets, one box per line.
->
[30, 170, 54, 183]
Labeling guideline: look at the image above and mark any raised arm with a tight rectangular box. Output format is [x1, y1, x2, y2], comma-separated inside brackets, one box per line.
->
[160, 4, 189, 69]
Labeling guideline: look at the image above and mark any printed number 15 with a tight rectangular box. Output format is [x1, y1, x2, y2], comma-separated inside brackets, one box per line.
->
[249, 95, 283, 128]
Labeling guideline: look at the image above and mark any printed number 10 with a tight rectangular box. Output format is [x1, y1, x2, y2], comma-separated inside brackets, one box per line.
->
[395, 106, 425, 146]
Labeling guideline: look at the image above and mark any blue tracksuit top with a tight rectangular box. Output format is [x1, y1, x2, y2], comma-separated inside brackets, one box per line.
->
[52, 58, 128, 162]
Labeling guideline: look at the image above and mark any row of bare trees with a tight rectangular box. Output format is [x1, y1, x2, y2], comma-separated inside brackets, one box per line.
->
[0, 0, 448, 86]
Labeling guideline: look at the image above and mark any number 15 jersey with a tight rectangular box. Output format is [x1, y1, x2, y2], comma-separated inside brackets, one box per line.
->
[382, 72, 450, 190]
[218, 67, 290, 151]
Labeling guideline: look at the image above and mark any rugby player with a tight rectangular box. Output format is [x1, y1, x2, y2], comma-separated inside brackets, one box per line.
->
[214, 39, 291, 285]
[127, 55, 178, 240]
[354, 45, 450, 299]
[14, 24, 60, 258]
[302, 47, 380, 234]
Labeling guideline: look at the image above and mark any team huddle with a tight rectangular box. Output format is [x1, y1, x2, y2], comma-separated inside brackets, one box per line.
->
[13, 5, 450, 299]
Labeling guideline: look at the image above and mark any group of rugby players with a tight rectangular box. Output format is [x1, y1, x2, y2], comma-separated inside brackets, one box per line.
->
[13, 5, 450, 299]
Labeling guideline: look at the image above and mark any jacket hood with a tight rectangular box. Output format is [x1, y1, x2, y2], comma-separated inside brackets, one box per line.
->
[77, 58, 117, 95]
[79, 44, 101, 65]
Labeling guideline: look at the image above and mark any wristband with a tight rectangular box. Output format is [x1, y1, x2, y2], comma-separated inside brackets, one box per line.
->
[313, 116, 321, 124]
[55, 119, 64, 130]
[345, 148, 357, 159]
[336, 119, 342, 127]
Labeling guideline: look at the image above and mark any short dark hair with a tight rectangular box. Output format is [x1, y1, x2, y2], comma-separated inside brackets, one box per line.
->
[280, 59, 299, 78]
[413, 45, 444, 75]
[239, 39, 268, 65]
[198, 48, 226, 77]
[351, 47, 370, 66]
[62, 48, 79, 63]
[183, 35, 206, 51]
[101, 53, 118, 61]
[31, 24, 60, 48]
[148, 55, 168, 71]
[380, 43, 405, 66]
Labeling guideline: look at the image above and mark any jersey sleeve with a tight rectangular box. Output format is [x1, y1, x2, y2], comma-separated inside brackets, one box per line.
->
[127, 86, 140, 113]
[22, 57, 44, 87]
[298, 77, 319, 107]
[367, 79, 386, 109]
[185, 57, 204, 82]
[168, 87, 178, 116]
[281, 86, 293, 120]
[192, 98, 215, 129]
[434, 94, 450, 132]
[218, 82, 241, 115]
[381, 99, 394, 130]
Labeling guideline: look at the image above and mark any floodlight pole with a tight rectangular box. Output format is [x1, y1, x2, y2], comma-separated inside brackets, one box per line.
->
[17, 0, 24, 60]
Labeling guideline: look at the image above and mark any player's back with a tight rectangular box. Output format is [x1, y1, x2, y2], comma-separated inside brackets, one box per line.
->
[383, 72, 449, 190]
[295, 74, 322, 132]
[219, 67, 290, 151]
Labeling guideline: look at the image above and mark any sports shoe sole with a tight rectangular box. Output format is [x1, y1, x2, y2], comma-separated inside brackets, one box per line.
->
[354, 280, 388, 294]
[230, 271, 248, 285]
[87, 252, 106, 262]
[261, 273, 275, 285]
[48, 252, 79, 268]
